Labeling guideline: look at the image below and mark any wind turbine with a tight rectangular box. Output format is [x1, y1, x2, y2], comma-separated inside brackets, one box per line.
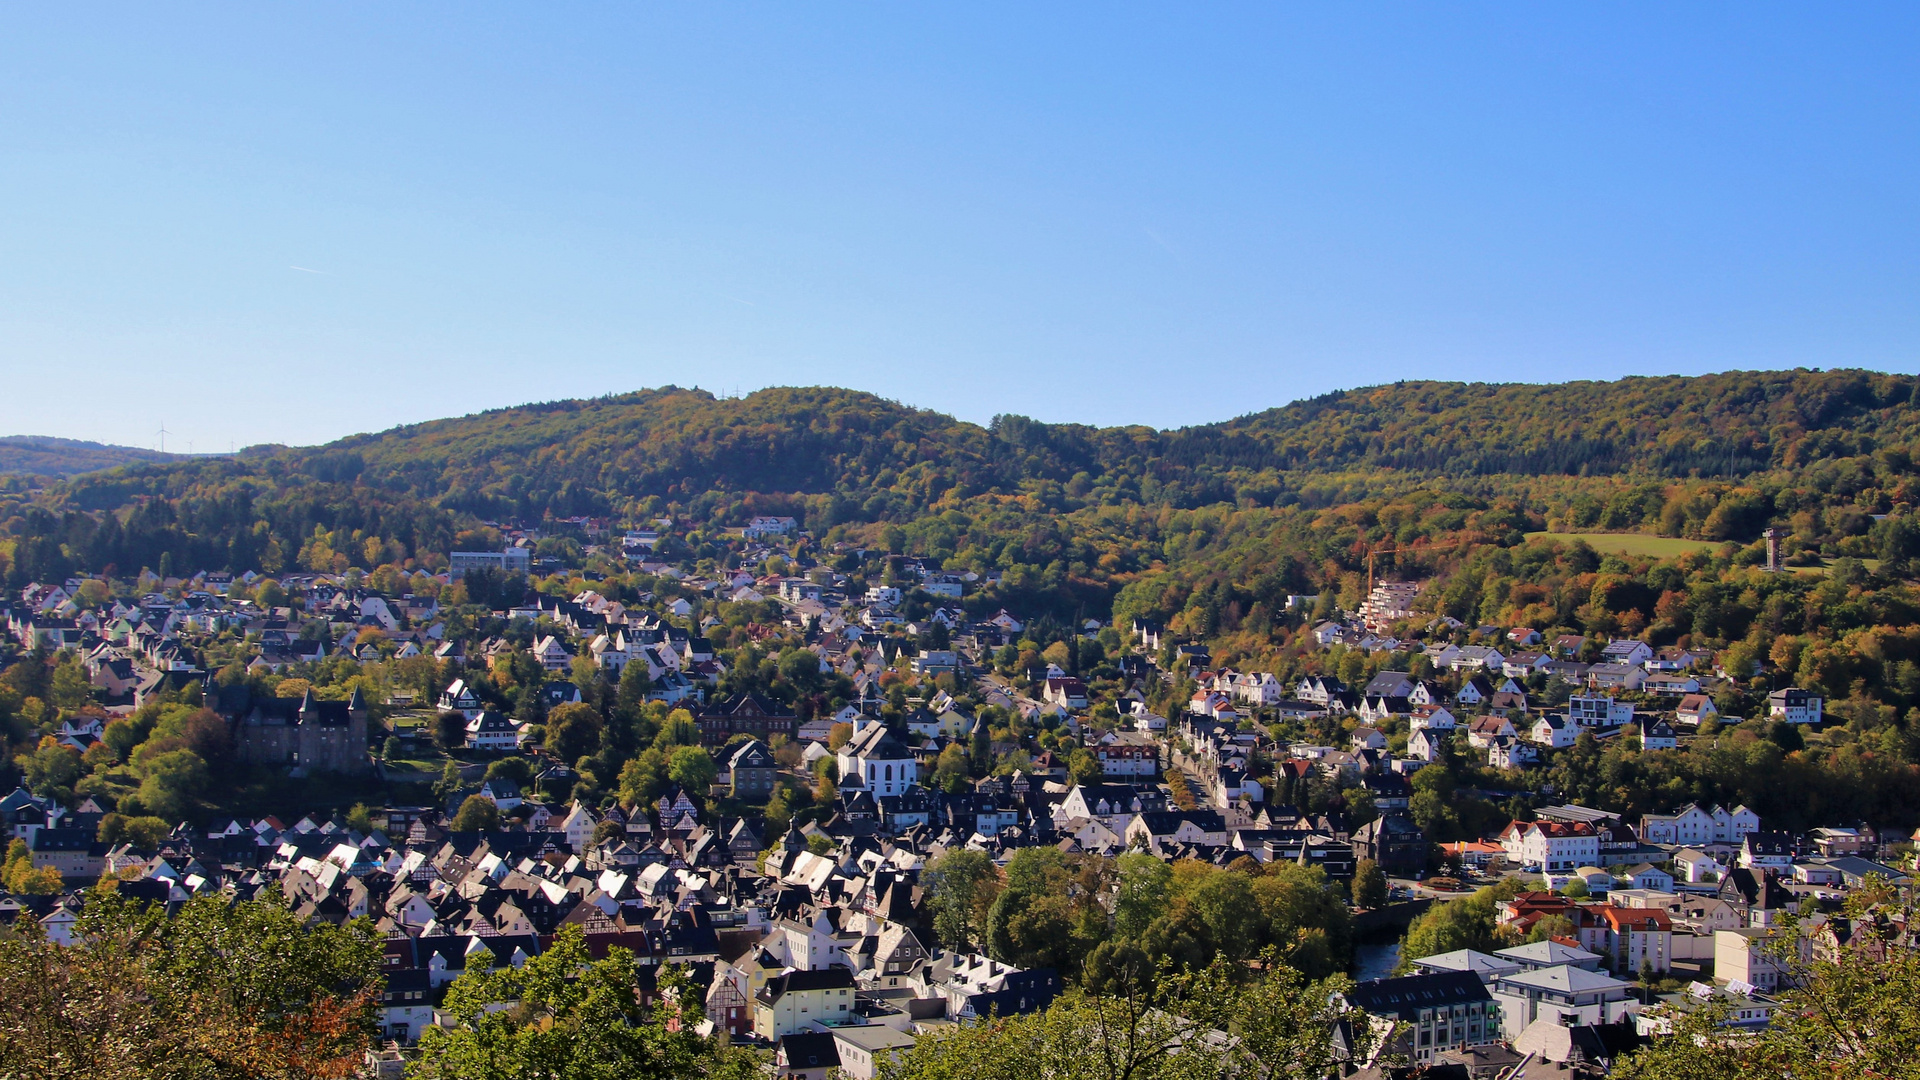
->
[157, 424, 171, 453]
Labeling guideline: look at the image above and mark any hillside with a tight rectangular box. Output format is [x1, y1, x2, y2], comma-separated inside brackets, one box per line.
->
[1215, 370, 1920, 476]
[0, 436, 181, 478]
[7, 368, 1920, 591]
[279, 368, 1920, 506]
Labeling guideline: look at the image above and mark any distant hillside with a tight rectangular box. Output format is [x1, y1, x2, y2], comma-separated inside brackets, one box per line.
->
[0, 436, 180, 478]
[294, 369, 1920, 514]
[12, 368, 1920, 583]
[1208, 370, 1920, 476]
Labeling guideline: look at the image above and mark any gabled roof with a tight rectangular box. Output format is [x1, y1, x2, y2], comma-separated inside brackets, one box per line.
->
[1496, 964, 1634, 995]
[1495, 940, 1602, 967]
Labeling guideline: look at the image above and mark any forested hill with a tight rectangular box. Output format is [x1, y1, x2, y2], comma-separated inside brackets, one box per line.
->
[0, 437, 181, 478]
[8, 368, 1920, 585]
[1210, 370, 1920, 477]
[53, 369, 1920, 514]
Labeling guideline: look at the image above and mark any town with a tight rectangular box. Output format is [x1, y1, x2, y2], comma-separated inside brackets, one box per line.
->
[0, 509, 1906, 1079]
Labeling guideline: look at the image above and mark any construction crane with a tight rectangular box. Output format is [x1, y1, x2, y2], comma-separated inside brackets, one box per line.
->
[1360, 534, 1481, 598]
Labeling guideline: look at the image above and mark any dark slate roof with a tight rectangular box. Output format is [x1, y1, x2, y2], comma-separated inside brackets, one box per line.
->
[760, 966, 857, 1002]
[1346, 971, 1491, 1019]
[780, 1033, 841, 1070]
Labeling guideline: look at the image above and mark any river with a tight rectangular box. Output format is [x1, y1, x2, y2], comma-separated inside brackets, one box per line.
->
[1351, 941, 1401, 982]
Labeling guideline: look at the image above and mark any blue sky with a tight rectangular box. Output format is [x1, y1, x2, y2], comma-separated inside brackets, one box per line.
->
[3, 5, 1918, 451]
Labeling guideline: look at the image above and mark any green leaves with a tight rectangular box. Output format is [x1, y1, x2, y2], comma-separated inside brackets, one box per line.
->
[414, 928, 758, 1080]
[0, 891, 383, 1080]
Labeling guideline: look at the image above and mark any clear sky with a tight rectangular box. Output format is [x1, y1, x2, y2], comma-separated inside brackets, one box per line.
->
[3, 5, 1918, 451]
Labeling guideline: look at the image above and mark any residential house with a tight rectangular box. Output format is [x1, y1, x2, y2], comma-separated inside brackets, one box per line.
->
[1488, 737, 1537, 770]
[1351, 814, 1427, 877]
[754, 968, 856, 1039]
[1491, 966, 1636, 1041]
[1567, 695, 1634, 730]
[1767, 687, 1823, 725]
[1639, 804, 1717, 847]
[1042, 677, 1088, 710]
[465, 710, 524, 752]
[1675, 695, 1718, 725]
[728, 740, 778, 801]
[1501, 820, 1601, 872]
[530, 635, 572, 672]
[1407, 727, 1445, 763]
[1529, 715, 1576, 749]
[1639, 720, 1678, 750]
[1346, 972, 1499, 1065]
[438, 678, 484, 720]
[1585, 664, 1646, 691]
[1600, 640, 1654, 667]
[831, 1026, 917, 1080]
[1740, 832, 1794, 872]
[1467, 716, 1517, 749]
[1350, 727, 1388, 752]
[1714, 929, 1787, 992]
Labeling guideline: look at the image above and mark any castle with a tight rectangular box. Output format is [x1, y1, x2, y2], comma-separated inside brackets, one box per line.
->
[217, 685, 373, 775]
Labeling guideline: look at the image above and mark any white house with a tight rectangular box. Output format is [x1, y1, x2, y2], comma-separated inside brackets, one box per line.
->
[1713, 805, 1762, 843]
[1639, 804, 1717, 847]
[1600, 639, 1654, 667]
[1675, 695, 1718, 725]
[531, 635, 572, 672]
[1639, 720, 1679, 750]
[1767, 688, 1823, 725]
[1672, 848, 1726, 884]
[1407, 727, 1445, 763]
[1567, 695, 1634, 730]
[1489, 737, 1538, 769]
[465, 709, 525, 752]
[1529, 715, 1577, 749]
[1351, 727, 1388, 752]
[743, 516, 799, 539]
[1501, 820, 1601, 872]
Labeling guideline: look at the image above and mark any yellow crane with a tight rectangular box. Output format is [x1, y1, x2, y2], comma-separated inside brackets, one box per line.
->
[1360, 534, 1483, 598]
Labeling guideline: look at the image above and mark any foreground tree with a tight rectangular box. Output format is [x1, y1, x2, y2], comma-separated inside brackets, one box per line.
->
[1618, 879, 1920, 1079]
[882, 951, 1382, 1080]
[0, 890, 382, 1080]
[412, 925, 759, 1080]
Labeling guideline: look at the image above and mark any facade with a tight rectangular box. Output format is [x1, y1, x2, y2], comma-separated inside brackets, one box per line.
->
[437, 678, 483, 720]
[466, 709, 524, 751]
[837, 723, 918, 799]
[1639, 804, 1717, 847]
[831, 1026, 917, 1080]
[448, 547, 533, 577]
[728, 739, 778, 800]
[1095, 740, 1158, 778]
[27, 828, 105, 881]
[226, 687, 372, 774]
[697, 694, 797, 746]
[1491, 966, 1636, 1040]
[1567, 695, 1634, 730]
[1346, 972, 1500, 1064]
[1352, 813, 1427, 877]
[1768, 687, 1823, 725]
[753, 967, 856, 1039]
[1501, 820, 1600, 873]
[1714, 929, 1787, 992]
